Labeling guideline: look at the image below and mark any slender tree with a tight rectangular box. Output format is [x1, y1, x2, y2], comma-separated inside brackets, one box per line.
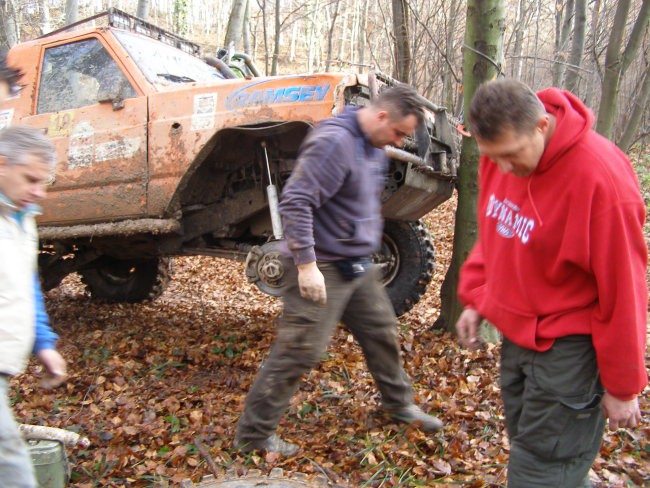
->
[0, 0, 19, 48]
[325, 0, 340, 71]
[225, 0, 248, 53]
[271, 0, 281, 74]
[137, 0, 150, 20]
[392, 0, 411, 83]
[435, 0, 505, 331]
[619, 64, 650, 152]
[564, 0, 587, 93]
[596, 0, 650, 139]
[39, 0, 51, 35]
[65, 0, 78, 25]
[552, 0, 575, 86]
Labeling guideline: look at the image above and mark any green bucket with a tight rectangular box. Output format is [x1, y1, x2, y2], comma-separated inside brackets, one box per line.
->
[28, 439, 69, 488]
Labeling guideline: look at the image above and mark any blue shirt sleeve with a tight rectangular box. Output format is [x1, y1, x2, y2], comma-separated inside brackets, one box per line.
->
[32, 273, 58, 353]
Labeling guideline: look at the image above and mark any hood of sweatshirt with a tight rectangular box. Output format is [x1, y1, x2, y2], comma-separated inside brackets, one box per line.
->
[535, 88, 593, 174]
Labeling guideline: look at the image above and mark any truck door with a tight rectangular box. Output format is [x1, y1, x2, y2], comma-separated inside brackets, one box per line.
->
[21, 36, 147, 224]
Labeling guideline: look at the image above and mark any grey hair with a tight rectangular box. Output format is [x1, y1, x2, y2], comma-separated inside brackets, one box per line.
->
[0, 125, 56, 168]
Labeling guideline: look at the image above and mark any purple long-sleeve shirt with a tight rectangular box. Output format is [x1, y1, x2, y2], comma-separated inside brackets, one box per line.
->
[279, 107, 388, 264]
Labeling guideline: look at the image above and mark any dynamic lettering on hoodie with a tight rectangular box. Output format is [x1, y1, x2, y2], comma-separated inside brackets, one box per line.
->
[486, 194, 535, 244]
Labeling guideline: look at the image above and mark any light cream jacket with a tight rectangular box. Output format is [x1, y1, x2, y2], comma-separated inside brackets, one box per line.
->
[0, 197, 39, 376]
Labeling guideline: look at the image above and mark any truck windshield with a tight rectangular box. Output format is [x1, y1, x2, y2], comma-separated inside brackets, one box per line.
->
[113, 30, 225, 86]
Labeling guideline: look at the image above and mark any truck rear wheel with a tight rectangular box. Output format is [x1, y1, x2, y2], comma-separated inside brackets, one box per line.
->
[80, 257, 171, 303]
[374, 220, 434, 316]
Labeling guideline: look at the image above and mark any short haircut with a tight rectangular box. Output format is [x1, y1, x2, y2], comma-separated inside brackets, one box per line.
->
[0, 126, 56, 168]
[374, 84, 425, 125]
[469, 79, 545, 141]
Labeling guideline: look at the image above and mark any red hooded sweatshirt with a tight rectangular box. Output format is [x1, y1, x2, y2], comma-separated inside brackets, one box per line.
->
[458, 88, 648, 400]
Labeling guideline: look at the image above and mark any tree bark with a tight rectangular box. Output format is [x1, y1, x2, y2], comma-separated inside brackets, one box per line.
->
[0, 0, 19, 49]
[618, 65, 650, 152]
[392, 0, 411, 83]
[552, 0, 574, 86]
[564, 0, 587, 93]
[596, 0, 650, 139]
[39, 0, 51, 36]
[442, 0, 461, 109]
[435, 0, 505, 332]
[271, 0, 281, 75]
[65, 0, 78, 25]
[357, 0, 369, 73]
[137, 0, 150, 20]
[325, 1, 340, 72]
[225, 0, 247, 53]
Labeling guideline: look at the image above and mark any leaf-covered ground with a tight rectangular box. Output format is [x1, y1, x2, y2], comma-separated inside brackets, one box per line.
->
[13, 197, 649, 487]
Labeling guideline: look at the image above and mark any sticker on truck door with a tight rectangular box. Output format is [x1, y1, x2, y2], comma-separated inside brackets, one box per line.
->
[68, 121, 95, 169]
[191, 93, 217, 130]
[0, 109, 13, 129]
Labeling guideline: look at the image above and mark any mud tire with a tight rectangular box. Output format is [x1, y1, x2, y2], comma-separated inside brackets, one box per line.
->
[375, 220, 435, 316]
[80, 257, 171, 303]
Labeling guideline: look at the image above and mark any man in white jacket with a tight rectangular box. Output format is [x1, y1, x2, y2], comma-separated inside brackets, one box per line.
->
[0, 96, 67, 486]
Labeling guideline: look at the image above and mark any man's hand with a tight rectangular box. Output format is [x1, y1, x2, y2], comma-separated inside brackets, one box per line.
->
[601, 392, 641, 430]
[36, 349, 67, 389]
[297, 262, 327, 305]
[455, 308, 482, 350]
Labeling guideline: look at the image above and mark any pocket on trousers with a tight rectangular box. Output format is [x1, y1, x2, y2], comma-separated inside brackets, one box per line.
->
[514, 392, 603, 461]
[552, 393, 603, 459]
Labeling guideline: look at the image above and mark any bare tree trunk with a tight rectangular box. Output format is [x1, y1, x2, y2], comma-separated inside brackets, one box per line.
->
[65, 0, 78, 25]
[392, 0, 411, 83]
[325, 0, 340, 72]
[564, 0, 587, 93]
[584, 0, 602, 107]
[508, 0, 532, 80]
[552, 0, 574, 86]
[243, 0, 251, 54]
[357, 0, 368, 73]
[619, 65, 650, 152]
[225, 0, 247, 53]
[271, 0, 281, 75]
[258, 0, 269, 75]
[173, 0, 188, 36]
[531, 0, 541, 85]
[39, 0, 51, 35]
[135, 0, 147, 20]
[137, 0, 150, 20]
[0, 0, 19, 49]
[436, 0, 505, 331]
[442, 0, 461, 109]
[596, 0, 650, 139]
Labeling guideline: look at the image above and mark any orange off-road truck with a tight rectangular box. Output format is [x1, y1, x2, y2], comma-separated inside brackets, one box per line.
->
[2, 9, 457, 316]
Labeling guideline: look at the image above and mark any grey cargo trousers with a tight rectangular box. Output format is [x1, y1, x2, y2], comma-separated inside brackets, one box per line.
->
[501, 336, 605, 488]
[236, 260, 414, 441]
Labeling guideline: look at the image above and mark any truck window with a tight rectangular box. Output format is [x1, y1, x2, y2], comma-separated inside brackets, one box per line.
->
[37, 38, 137, 114]
[113, 30, 225, 86]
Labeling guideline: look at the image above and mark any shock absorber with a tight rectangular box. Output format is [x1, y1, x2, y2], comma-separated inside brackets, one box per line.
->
[261, 140, 283, 240]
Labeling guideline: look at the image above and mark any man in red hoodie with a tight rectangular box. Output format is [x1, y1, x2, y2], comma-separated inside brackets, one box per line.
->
[455, 79, 647, 487]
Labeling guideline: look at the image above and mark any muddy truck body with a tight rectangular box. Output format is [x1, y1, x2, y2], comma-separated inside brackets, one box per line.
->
[1, 9, 457, 316]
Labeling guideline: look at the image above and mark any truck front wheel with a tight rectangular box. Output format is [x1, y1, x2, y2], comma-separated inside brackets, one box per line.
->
[80, 257, 172, 303]
[374, 220, 435, 316]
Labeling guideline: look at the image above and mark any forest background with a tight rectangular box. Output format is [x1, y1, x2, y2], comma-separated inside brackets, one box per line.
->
[1, 0, 648, 149]
[0, 0, 648, 486]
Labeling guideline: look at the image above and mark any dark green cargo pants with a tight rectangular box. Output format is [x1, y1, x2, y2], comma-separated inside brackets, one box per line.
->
[236, 260, 414, 441]
[501, 336, 605, 488]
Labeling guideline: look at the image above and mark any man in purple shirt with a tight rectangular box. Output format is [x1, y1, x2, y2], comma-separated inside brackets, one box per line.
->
[234, 85, 443, 456]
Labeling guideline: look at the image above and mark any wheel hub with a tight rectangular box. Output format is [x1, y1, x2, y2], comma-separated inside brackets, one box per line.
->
[245, 240, 286, 297]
